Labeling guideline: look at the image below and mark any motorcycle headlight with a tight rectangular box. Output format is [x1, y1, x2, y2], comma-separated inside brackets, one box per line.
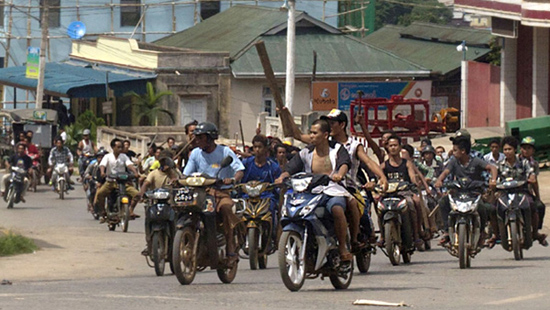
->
[152, 191, 170, 200]
[291, 177, 312, 193]
[245, 184, 264, 198]
[121, 197, 129, 204]
[299, 196, 322, 216]
[449, 195, 479, 213]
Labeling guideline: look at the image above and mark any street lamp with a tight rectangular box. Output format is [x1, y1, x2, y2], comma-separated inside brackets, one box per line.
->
[456, 40, 468, 61]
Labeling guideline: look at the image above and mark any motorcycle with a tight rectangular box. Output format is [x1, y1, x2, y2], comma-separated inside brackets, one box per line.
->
[355, 189, 377, 274]
[104, 172, 134, 232]
[144, 187, 176, 276]
[29, 164, 40, 193]
[52, 163, 70, 200]
[496, 179, 533, 260]
[375, 181, 415, 266]
[4, 166, 27, 209]
[237, 180, 278, 270]
[80, 152, 94, 178]
[84, 166, 101, 220]
[171, 156, 242, 285]
[444, 178, 485, 269]
[278, 173, 353, 292]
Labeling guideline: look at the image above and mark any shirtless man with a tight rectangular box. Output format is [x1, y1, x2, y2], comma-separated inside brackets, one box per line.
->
[276, 119, 353, 262]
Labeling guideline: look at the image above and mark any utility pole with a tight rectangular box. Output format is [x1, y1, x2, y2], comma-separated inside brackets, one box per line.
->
[35, 2, 49, 109]
[285, 0, 296, 115]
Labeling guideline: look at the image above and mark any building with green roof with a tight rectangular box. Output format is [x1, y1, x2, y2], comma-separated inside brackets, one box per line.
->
[154, 5, 431, 137]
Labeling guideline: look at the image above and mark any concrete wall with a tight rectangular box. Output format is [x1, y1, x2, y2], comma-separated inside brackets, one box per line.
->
[229, 78, 311, 141]
[466, 61, 500, 127]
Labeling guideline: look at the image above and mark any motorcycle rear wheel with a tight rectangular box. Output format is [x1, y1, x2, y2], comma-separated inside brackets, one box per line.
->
[173, 227, 197, 285]
[278, 231, 305, 291]
[248, 228, 259, 270]
[458, 223, 469, 269]
[152, 231, 166, 276]
[511, 223, 522, 261]
[385, 222, 400, 266]
[121, 203, 130, 233]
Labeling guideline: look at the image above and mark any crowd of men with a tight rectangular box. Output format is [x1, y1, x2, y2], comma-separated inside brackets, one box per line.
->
[3, 109, 547, 264]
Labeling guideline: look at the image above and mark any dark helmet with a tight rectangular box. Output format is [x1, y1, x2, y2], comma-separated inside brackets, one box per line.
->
[96, 148, 108, 157]
[421, 145, 436, 156]
[159, 157, 175, 169]
[194, 122, 219, 140]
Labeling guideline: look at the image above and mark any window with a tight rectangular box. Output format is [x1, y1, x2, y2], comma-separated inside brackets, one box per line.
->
[262, 86, 283, 117]
[200, 1, 220, 21]
[0, 1, 4, 27]
[40, 0, 60, 28]
[121, 0, 141, 27]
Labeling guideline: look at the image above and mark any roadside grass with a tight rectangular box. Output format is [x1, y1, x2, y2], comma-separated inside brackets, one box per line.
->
[0, 229, 38, 256]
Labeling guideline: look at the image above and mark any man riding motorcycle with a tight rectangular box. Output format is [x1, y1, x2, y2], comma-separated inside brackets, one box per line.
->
[47, 137, 75, 190]
[83, 148, 108, 214]
[379, 135, 426, 250]
[240, 134, 282, 246]
[137, 156, 179, 256]
[182, 122, 245, 265]
[275, 119, 353, 263]
[497, 136, 547, 246]
[1, 143, 32, 202]
[434, 136, 498, 246]
[95, 138, 139, 222]
[77, 129, 97, 177]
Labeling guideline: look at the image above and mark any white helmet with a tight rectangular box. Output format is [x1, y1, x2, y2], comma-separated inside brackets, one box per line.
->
[83, 129, 91, 135]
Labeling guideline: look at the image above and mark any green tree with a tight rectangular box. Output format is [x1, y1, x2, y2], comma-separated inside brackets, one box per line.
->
[375, 0, 452, 30]
[125, 82, 174, 126]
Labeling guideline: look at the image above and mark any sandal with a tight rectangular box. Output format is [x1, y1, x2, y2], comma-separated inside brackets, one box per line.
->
[351, 241, 366, 254]
[484, 235, 498, 249]
[438, 234, 450, 246]
[340, 252, 353, 262]
[536, 234, 549, 247]
[130, 214, 141, 219]
[415, 239, 425, 252]
[376, 239, 385, 248]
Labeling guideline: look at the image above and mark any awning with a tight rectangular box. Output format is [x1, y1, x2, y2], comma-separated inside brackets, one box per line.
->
[0, 62, 156, 98]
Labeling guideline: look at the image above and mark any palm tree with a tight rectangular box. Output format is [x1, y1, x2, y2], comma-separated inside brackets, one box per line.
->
[125, 82, 174, 126]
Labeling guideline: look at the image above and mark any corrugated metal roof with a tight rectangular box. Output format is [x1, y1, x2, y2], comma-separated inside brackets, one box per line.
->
[231, 34, 430, 78]
[362, 23, 492, 75]
[401, 22, 493, 46]
[0, 62, 155, 98]
[154, 5, 293, 58]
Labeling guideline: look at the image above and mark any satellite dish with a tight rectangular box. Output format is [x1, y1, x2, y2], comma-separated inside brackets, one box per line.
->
[67, 21, 86, 40]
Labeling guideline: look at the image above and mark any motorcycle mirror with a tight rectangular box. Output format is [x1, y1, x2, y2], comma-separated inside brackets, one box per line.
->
[220, 156, 233, 168]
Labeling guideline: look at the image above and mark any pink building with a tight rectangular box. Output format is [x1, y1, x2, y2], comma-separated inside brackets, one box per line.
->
[456, 0, 550, 126]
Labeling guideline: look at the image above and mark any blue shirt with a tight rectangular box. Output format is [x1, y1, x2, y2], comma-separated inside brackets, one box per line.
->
[183, 145, 245, 179]
[241, 157, 281, 184]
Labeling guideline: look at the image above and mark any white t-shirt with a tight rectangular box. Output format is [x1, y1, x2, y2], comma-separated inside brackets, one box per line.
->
[99, 153, 133, 181]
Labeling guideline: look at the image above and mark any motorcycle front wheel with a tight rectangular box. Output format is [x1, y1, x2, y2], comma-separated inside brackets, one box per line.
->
[31, 169, 38, 192]
[355, 247, 371, 274]
[121, 203, 130, 233]
[248, 227, 259, 270]
[6, 187, 15, 209]
[58, 180, 65, 200]
[385, 222, 401, 266]
[152, 231, 166, 276]
[511, 222, 522, 261]
[173, 227, 197, 285]
[278, 231, 305, 291]
[458, 223, 470, 269]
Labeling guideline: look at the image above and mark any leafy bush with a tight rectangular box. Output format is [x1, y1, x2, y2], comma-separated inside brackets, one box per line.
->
[0, 230, 38, 256]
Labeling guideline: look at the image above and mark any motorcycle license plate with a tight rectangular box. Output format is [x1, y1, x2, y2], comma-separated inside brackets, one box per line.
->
[174, 187, 195, 204]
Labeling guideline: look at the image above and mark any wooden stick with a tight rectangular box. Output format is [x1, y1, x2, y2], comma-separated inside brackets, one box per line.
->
[239, 120, 246, 152]
[255, 41, 299, 138]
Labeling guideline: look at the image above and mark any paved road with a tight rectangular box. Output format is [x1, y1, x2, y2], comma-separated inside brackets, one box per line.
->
[1, 182, 549, 310]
